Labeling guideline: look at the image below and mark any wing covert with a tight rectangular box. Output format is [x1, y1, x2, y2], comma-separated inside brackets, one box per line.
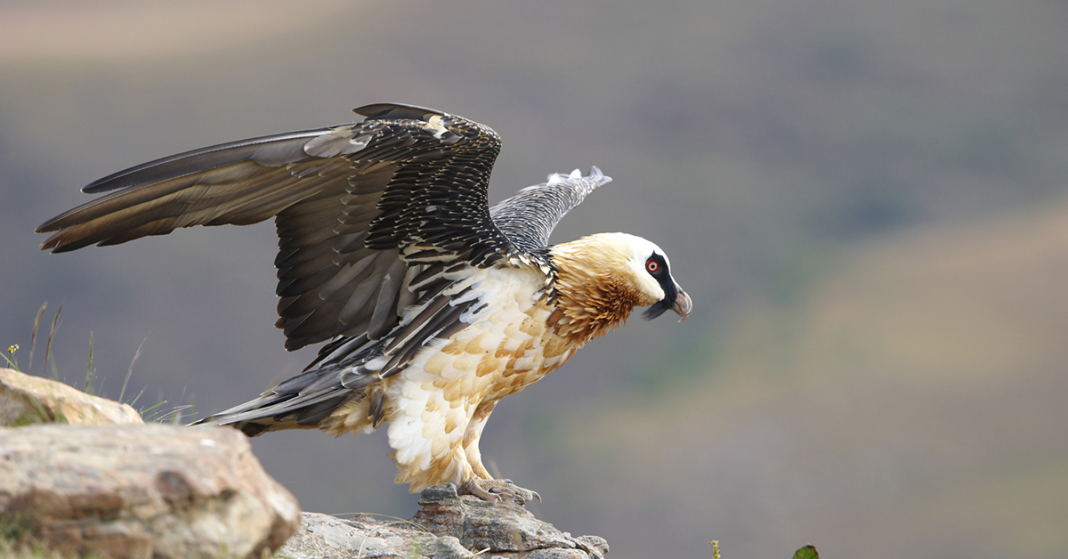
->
[490, 167, 612, 254]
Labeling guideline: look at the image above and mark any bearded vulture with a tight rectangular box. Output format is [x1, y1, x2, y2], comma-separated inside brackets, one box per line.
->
[36, 103, 692, 503]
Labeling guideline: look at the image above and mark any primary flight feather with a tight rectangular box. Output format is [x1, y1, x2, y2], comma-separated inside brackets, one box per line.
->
[37, 103, 692, 503]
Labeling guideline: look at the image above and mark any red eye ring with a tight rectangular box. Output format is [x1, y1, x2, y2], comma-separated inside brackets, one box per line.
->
[646, 260, 659, 273]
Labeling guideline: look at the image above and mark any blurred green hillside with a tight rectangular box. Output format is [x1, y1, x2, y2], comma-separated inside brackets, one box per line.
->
[1, 1, 1065, 558]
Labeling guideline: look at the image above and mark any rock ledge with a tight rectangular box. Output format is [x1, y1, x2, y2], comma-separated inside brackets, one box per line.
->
[0, 367, 142, 426]
[279, 484, 608, 559]
[0, 369, 607, 558]
[0, 423, 300, 559]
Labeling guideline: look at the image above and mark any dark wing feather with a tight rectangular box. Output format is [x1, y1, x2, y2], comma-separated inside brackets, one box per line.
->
[40, 103, 612, 434]
[36, 125, 362, 251]
[36, 104, 522, 351]
[490, 167, 612, 253]
[80, 128, 343, 194]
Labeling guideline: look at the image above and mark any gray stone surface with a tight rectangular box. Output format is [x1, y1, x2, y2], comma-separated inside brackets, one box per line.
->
[279, 484, 608, 559]
[0, 371, 607, 558]
[0, 423, 300, 559]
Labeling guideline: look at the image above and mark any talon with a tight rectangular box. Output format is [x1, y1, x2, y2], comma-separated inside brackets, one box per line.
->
[459, 478, 539, 506]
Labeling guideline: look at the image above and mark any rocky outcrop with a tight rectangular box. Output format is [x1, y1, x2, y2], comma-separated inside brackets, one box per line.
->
[279, 484, 609, 559]
[0, 369, 607, 558]
[0, 368, 143, 426]
[0, 423, 301, 559]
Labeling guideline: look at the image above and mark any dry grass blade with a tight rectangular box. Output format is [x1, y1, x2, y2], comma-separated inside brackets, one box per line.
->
[330, 512, 430, 533]
[153, 404, 191, 424]
[42, 303, 62, 379]
[84, 331, 95, 393]
[119, 336, 147, 403]
[27, 302, 47, 375]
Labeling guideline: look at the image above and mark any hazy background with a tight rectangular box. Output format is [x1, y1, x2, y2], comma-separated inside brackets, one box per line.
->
[2, 1, 1066, 557]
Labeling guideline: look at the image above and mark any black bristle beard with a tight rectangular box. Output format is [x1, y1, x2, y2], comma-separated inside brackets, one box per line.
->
[642, 279, 678, 320]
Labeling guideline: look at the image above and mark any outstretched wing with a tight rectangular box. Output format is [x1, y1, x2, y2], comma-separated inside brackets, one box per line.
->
[36, 103, 522, 350]
[490, 167, 612, 254]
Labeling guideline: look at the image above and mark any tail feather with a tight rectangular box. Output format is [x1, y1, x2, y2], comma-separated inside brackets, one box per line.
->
[195, 332, 386, 436]
[193, 368, 356, 435]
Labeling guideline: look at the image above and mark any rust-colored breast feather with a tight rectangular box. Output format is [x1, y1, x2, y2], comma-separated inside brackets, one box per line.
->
[547, 237, 652, 349]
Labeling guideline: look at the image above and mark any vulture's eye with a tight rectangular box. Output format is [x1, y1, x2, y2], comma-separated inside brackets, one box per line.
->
[646, 259, 660, 273]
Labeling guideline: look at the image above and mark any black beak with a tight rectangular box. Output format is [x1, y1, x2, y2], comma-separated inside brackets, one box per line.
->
[643, 282, 692, 321]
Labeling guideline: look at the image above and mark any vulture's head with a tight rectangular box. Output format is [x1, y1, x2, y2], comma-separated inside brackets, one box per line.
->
[550, 233, 692, 335]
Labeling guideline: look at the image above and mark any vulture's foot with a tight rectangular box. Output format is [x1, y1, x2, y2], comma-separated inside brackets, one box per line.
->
[460, 478, 541, 505]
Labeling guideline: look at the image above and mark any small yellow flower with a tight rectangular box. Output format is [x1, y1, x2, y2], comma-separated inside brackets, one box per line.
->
[6, 344, 17, 353]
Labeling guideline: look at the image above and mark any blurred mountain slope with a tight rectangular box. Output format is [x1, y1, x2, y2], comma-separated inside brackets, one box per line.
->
[548, 200, 1068, 558]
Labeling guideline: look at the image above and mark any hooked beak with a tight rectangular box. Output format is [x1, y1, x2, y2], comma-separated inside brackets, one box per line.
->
[672, 289, 692, 322]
